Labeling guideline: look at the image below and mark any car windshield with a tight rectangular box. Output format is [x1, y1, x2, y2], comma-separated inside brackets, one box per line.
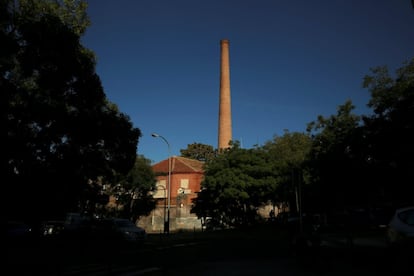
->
[398, 209, 414, 226]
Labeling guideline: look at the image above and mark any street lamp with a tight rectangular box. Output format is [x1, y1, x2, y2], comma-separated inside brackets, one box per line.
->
[151, 132, 171, 234]
[156, 184, 167, 232]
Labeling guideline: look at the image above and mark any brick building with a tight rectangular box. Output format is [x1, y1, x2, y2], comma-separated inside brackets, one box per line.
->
[137, 156, 205, 233]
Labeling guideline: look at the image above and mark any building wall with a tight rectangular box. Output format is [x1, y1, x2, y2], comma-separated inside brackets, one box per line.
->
[138, 170, 204, 233]
[172, 172, 203, 206]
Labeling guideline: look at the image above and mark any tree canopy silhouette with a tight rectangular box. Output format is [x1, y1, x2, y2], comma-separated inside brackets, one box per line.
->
[2, 0, 141, 222]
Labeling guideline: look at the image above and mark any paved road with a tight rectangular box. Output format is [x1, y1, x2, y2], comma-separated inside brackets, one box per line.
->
[145, 239, 411, 276]
[6, 229, 413, 275]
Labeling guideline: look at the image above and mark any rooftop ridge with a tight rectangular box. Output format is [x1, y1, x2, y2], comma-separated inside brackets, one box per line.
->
[174, 156, 204, 172]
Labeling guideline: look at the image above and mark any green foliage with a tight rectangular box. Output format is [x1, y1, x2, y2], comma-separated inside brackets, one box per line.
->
[305, 59, 414, 210]
[17, 0, 90, 36]
[363, 59, 414, 117]
[360, 58, 414, 206]
[262, 131, 313, 211]
[192, 69, 412, 221]
[305, 101, 362, 211]
[263, 130, 312, 168]
[193, 59, 414, 223]
[3, 0, 141, 222]
[3, 0, 413, 226]
[180, 142, 217, 162]
[193, 136, 310, 227]
[109, 155, 157, 221]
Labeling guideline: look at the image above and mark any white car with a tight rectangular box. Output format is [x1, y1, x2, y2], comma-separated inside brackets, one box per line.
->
[387, 206, 414, 247]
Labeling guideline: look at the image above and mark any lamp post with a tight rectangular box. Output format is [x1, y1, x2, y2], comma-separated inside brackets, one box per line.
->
[156, 184, 167, 232]
[151, 133, 171, 234]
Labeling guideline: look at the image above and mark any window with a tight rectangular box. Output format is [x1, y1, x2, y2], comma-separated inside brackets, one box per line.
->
[180, 179, 189, 189]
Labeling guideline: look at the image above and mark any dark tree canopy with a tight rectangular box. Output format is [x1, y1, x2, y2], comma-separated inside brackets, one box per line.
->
[262, 131, 313, 212]
[111, 155, 157, 221]
[180, 142, 217, 162]
[305, 59, 414, 211]
[360, 59, 414, 206]
[192, 141, 281, 227]
[192, 58, 414, 227]
[3, 0, 141, 222]
[306, 101, 363, 211]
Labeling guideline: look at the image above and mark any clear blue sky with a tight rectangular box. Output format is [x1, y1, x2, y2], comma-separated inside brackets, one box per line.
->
[82, 0, 414, 164]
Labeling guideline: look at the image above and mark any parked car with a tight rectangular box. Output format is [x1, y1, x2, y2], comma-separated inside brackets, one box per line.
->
[41, 220, 65, 237]
[5, 221, 32, 238]
[64, 212, 92, 231]
[94, 218, 147, 244]
[60, 212, 94, 240]
[387, 206, 414, 247]
[4, 221, 34, 246]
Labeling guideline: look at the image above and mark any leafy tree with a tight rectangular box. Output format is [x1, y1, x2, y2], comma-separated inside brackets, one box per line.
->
[302, 59, 414, 213]
[192, 58, 414, 225]
[109, 155, 157, 221]
[180, 142, 217, 162]
[361, 58, 414, 206]
[192, 142, 278, 227]
[306, 101, 364, 212]
[3, 0, 141, 223]
[262, 130, 312, 213]
[16, 0, 90, 36]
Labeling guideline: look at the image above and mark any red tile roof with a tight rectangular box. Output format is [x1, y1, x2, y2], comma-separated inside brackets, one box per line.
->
[152, 156, 204, 174]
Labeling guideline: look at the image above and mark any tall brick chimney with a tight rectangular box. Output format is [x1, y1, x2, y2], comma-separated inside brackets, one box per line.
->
[218, 39, 232, 150]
